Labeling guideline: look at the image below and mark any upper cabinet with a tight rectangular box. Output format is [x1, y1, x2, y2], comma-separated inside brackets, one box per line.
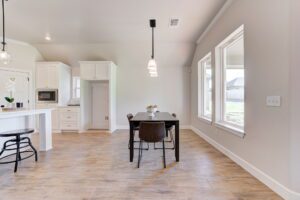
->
[36, 62, 71, 106]
[80, 61, 110, 80]
[36, 66, 58, 88]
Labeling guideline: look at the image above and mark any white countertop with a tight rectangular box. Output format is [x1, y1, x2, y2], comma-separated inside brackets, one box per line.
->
[0, 108, 53, 119]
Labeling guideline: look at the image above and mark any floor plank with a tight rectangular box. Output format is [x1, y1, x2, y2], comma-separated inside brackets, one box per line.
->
[0, 130, 283, 200]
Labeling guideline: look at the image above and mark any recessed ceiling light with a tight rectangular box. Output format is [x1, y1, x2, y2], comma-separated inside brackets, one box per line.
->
[45, 35, 51, 41]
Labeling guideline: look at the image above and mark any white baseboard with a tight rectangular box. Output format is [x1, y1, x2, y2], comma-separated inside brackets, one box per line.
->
[117, 125, 191, 130]
[190, 126, 300, 200]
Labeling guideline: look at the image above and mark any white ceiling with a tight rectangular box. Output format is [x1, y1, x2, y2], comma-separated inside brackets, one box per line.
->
[5, 0, 227, 44]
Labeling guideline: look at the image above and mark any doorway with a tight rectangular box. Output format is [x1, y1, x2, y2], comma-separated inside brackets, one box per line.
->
[91, 82, 109, 129]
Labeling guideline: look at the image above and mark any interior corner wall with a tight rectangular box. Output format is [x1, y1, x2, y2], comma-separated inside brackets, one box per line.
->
[191, 0, 291, 194]
[289, 0, 300, 193]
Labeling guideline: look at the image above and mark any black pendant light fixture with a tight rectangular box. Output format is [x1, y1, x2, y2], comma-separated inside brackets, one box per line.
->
[0, 0, 10, 65]
[147, 19, 158, 77]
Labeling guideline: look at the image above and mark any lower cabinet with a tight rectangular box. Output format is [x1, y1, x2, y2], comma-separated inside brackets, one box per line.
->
[36, 103, 60, 132]
[59, 107, 80, 132]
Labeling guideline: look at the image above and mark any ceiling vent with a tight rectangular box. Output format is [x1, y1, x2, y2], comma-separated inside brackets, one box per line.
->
[169, 18, 179, 28]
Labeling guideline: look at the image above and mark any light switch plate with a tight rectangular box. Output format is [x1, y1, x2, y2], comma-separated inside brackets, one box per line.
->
[266, 96, 281, 107]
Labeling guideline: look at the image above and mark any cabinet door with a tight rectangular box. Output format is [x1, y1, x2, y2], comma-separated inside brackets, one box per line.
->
[51, 108, 60, 130]
[95, 63, 109, 80]
[47, 66, 59, 88]
[36, 67, 48, 88]
[80, 64, 96, 80]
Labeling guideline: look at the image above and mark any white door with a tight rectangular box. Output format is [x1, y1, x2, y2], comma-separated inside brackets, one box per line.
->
[80, 64, 95, 80]
[91, 82, 109, 129]
[95, 63, 109, 80]
[0, 69, 30, 108]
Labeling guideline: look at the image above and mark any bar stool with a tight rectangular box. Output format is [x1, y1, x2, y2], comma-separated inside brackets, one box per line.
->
[0, 129, 38, 173]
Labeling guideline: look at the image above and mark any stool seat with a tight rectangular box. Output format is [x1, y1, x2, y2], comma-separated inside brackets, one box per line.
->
[0, 129, 34, 137]
[0, 129, 37, 173]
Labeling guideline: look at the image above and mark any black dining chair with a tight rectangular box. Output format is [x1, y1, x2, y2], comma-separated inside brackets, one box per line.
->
[154, 113, 176, 150]
[127, 114, 149, 150]
[138, 122, 166, 168]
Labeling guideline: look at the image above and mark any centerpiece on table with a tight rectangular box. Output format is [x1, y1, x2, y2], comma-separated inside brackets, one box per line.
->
[146, 105, 158, 117]
[4, 77, 16, 110]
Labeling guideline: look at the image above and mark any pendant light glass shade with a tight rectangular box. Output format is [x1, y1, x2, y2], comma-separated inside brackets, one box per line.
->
[0, 50, 11, 65]
[147, 58, 157, 69]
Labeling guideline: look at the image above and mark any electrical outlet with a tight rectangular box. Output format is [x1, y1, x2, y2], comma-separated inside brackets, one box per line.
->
[266, 96, 281, 107]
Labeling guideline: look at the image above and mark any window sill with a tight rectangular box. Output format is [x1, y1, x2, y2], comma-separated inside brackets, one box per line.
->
[215, 122, 245, 138]
[198, 116, 212, 125]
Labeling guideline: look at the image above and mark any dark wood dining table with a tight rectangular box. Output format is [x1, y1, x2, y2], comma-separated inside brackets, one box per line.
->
[129, 112, 180, 162]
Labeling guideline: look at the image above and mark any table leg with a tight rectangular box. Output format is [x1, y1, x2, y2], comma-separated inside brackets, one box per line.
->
[175, 121, 179, 162]
[129, 121, 134, 162]
[39, 111, 52, 151]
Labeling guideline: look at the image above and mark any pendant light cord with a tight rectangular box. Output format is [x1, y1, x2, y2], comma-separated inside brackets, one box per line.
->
[2, 0, 6, 51]
[151, 27, 154, 59]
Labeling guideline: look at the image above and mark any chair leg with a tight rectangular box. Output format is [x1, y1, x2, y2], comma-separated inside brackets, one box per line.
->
[137, 141, 142, 168]
[27, 138, 38, 162]
[14, 136, 20, 173]
[162, 139, 166, 168]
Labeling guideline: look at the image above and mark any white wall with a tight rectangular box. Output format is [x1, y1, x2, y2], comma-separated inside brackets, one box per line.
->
[0, 40, 44, 152]
[191, 0, 298, 197]
[289, 0, 300, 193]
[34, 43, 194, 127]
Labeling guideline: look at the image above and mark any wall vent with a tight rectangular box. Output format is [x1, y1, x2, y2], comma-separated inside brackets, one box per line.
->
[169, 18, 179, 28]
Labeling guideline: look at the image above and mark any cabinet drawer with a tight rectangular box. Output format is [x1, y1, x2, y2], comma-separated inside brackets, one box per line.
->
[60, 107, 80, 113]
[60, 112, 78, 121]
[60, 122, 79, 130]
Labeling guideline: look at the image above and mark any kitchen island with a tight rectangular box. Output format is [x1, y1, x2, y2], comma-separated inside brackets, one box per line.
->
[0, 109, 53, 151]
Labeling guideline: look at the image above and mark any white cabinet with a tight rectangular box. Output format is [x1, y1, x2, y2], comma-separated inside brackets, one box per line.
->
[36, 62, 71, 106]
[80, 61, 110, 80]
[36, 65, 59, 89]
[47, 66, 59, 88]
[36, 103, 60, 132]
[95, 63, 109, 80]
[36, 67, 48, 88]
[80, 63, 95, 80]
[59, 107, 80, 131]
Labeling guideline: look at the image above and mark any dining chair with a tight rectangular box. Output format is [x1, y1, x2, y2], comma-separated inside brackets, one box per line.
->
[127, 114, 149, 150]
[138, 122, 166, 168]
[154, 113, 176, 150]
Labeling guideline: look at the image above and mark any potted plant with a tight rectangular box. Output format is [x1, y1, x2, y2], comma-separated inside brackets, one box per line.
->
[146, 105, 158, 117]
[4, 78, 16, 109]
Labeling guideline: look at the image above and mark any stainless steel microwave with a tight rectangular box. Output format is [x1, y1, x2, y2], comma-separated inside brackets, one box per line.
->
[36, 89, 58, 103]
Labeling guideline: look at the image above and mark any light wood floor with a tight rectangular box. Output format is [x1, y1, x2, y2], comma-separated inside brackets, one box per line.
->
[0, 130, 282, 200]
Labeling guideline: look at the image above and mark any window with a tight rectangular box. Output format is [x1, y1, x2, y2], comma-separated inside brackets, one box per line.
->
[72, 76, 80, 99]
[215, 25, 244, 135]
[198, 53, 212, 121]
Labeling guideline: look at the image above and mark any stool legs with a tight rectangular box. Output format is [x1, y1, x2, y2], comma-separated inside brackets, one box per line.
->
[162, 139, 166, 168]
[14, 136, 21, 173]
[27, 138, 38, 162]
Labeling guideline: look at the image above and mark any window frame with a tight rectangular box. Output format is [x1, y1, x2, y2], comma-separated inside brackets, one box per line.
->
[215, 25, 245, 137]
[72, 76, 81, 99]
[198, 52, 213, 123]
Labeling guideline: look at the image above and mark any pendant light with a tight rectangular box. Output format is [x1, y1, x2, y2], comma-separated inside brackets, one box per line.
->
[0, 0, 11, 65]
[148, 19, 157, 77]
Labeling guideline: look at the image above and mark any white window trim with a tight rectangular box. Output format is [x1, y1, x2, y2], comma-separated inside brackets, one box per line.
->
[72, 76, 80, 99]
[198, 52, 212, 123]
[215, 25, 245, 136]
